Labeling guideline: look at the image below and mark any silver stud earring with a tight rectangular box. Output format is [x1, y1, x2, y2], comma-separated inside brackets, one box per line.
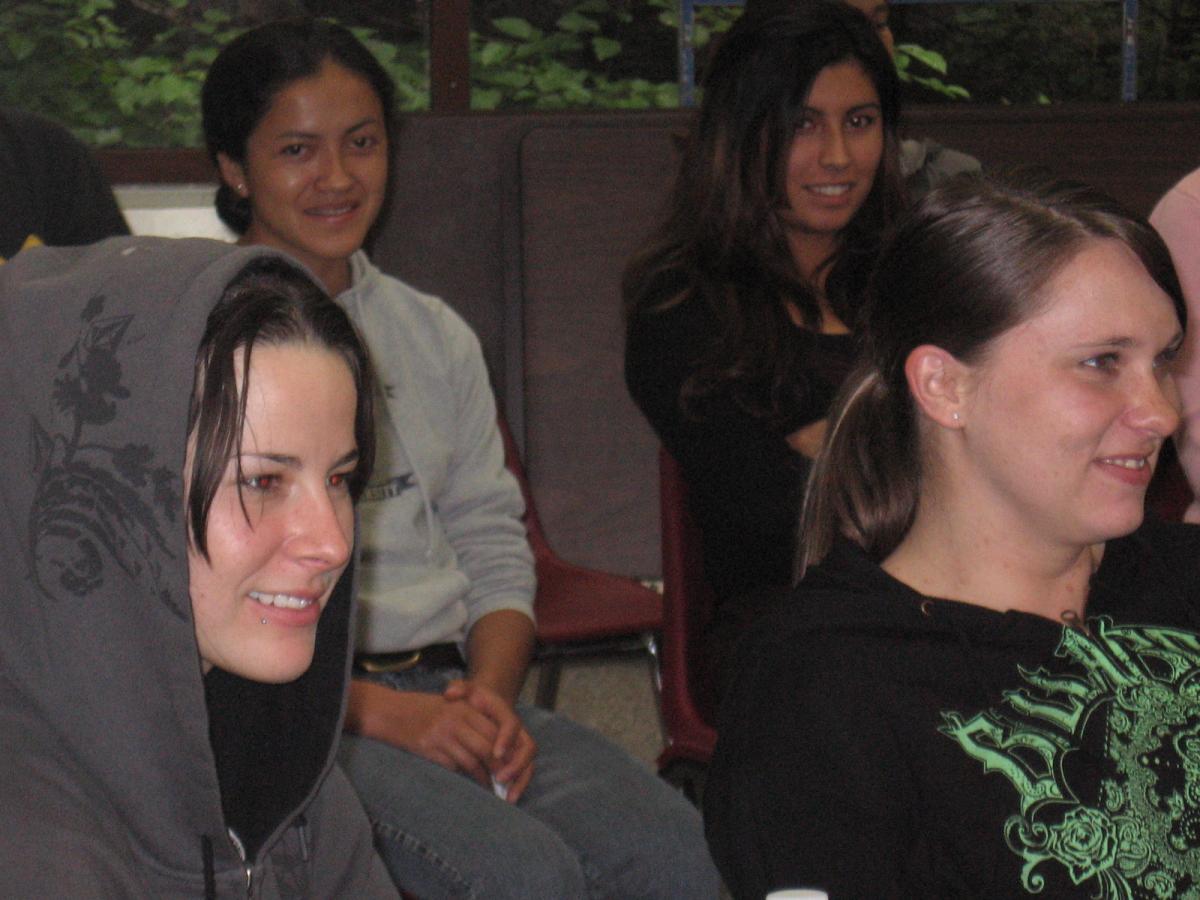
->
[260, 618, 268, 625]
[952, 412, 961, 423]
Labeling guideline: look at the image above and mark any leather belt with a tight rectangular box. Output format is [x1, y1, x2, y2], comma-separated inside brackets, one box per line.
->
[354, 643, 464, 674]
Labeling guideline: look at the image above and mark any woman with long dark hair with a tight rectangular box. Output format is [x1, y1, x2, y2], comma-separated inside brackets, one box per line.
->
[705, 172, 1198, 898]
[624, 1, 905, 706]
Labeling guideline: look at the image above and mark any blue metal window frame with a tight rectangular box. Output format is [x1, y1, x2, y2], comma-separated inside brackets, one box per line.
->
[677, 0, 1139, 106]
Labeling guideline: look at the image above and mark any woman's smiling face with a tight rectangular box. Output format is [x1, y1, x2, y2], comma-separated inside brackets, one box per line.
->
[955, 239, 1183, 550]
[187, 341, 359, 683]
[780, 58, 883, 249]
[219, 59, 388, 295]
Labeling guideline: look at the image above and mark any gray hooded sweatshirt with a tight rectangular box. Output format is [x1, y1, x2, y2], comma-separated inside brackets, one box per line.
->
[0, 237, 397, 898]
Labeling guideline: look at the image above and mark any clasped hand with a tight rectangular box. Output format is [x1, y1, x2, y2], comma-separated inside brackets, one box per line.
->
[408, 678, 537, 803]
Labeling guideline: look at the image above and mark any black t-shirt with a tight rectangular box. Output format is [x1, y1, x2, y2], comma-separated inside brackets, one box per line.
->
[706, 521, 1200, 899]
[0, 106, 129, 261]
[625, 292, 855, 598]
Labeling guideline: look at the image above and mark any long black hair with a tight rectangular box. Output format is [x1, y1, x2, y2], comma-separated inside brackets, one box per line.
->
[622, 1, 905, 426]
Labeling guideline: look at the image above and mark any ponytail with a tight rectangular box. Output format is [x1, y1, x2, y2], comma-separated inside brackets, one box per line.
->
[214, 184, 252, 235]
[797, 360, 919, 577]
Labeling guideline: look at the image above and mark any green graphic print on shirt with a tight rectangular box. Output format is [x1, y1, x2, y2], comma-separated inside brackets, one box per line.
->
[940, 618, 1200, 898]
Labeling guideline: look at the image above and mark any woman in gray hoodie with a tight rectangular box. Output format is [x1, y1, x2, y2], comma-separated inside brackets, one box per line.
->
[0, 238, 398, 898]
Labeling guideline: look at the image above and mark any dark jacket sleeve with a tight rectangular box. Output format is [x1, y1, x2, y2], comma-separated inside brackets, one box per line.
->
[624, 299, 811, 552]
[704, 619, 915, 899]
[0, 106, 129, 259]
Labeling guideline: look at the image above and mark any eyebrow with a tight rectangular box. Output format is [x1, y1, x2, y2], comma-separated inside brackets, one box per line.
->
[803, 102, 882, 115]
[1075, 330, 1184, 351]
[1076, 337, 1135, 349]
[243, 449, 360, 469]
[274, 118, 379, 141]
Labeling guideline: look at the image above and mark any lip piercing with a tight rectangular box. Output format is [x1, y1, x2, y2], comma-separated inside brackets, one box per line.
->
[261, 618, 268, 625]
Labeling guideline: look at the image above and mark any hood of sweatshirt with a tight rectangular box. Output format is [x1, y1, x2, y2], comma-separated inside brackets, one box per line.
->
[0, 237, 358, 893]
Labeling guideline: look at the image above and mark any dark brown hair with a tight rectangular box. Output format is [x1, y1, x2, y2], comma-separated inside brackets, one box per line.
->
[186, 256, 376, 558]
[798, 170, 1186, 574]
[622, 1, 905, 427]
[202, 18, 398, 235]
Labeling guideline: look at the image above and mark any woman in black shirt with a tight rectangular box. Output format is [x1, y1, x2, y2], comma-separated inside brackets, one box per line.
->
[707, 172, 1197, 899]
[623, 2, 905, 706]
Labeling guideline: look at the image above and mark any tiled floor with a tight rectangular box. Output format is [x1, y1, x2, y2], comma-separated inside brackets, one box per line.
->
[519, 654, 664, 765]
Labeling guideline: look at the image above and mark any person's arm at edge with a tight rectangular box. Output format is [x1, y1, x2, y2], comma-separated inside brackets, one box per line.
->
[1150, 178, 1200, 521]
[309, 766, 401, 898]
[343, 679, 501, 788]
[446, 607, 538, 797]
[36, 110, 130, 245]
[625, 304, 812, 540]
[464, 607, 535, 705]
[391, 301, 538, 796]
[434, 304, 536, 645]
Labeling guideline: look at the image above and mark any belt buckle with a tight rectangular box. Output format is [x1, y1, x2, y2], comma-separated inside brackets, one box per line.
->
[357, 649, 423, 673]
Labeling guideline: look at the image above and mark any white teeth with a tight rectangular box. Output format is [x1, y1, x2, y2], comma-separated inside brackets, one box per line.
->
[1102, 457, 1147, 470]
[810, 185, 850, 196]
[249, 591, 315, 609]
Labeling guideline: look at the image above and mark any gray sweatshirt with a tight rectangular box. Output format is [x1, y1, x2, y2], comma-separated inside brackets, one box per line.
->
[337, 252, 534, 654]
[0, 237, 397, 898]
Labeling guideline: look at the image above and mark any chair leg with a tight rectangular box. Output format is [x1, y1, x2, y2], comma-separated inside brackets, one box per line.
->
[535, 657, 562, 709]
[642, 631, 662, 696]
[641, 632, 668, 744]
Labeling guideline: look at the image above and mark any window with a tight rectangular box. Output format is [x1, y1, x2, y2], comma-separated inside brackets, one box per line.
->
[0, 0, 1194, 150]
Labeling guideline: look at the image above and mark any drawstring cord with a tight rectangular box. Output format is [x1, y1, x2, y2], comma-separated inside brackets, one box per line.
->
[201, 835, 215, 900]
[393, 424, 436, 558]
[1059, 608, 1092, 636]
[296, 814, 310, 862]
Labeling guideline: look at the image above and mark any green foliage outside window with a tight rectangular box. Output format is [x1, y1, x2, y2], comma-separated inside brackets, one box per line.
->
[470, 0, 689, 109]
[0, 0, 1195, 149]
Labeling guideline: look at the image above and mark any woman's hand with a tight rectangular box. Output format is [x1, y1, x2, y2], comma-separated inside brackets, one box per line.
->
[345, 680, 496, 786]
[344, 610, 539, 801]
[443, 678, 537, 802]
[345, 677, 537, 802]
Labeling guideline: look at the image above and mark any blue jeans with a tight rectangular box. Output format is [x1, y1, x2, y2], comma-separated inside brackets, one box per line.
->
[338, 667, 719, 899]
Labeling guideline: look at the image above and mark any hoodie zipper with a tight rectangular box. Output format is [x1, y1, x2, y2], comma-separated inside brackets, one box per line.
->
[227, 828, 254, 897]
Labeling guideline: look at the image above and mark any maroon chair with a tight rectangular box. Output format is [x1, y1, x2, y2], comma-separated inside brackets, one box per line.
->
[656, 448, 718, 801]
[496, 415, 663, 709]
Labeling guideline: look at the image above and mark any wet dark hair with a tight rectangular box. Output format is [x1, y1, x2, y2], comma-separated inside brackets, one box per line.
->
[201, 18, 398, 234]
[186, 256, 376, 558]
[622, 1, 904, 425]
[798, 170, 1186, 573]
